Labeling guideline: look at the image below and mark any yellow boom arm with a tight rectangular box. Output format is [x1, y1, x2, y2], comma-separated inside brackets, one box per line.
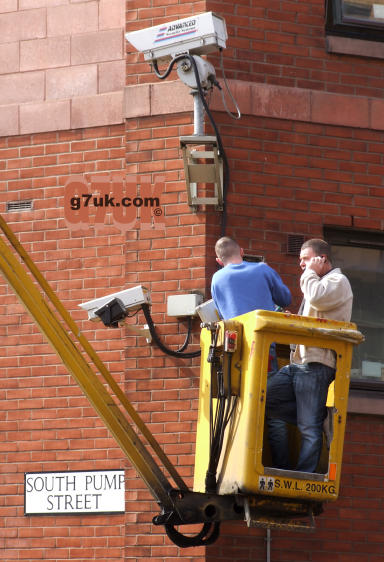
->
[0, 214, 187, 506]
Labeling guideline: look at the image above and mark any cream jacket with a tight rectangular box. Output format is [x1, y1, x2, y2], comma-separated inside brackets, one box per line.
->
[292, 267, 353, 369]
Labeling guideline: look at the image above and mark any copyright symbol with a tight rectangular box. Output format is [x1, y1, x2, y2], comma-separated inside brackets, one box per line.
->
[153, 208, 163, 216]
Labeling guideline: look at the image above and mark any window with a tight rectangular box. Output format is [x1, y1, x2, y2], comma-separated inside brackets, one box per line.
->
[326, 0, 384, 41]
[325, 227, 384, 391]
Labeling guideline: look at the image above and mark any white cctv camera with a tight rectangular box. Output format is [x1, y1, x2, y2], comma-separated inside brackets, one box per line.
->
[125, 11, 227, 63]
[79, 285, 151, 323]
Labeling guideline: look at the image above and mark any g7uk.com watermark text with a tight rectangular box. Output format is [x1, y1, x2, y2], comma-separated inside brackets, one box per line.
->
[64, 175, 164, 231]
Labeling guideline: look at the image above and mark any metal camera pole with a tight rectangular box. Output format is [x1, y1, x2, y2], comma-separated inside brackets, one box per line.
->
[177, 55, 216, 135]
[193, 91, 205, 136]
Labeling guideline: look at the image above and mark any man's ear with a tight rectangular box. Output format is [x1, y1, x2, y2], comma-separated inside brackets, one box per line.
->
[240, 247, 244, 257]
[216, 257, 224, 267]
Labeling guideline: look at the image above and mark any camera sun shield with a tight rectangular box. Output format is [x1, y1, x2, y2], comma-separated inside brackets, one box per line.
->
[125, 12, 227, 63]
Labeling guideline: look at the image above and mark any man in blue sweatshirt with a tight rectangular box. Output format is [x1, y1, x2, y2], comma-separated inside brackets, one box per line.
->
[211, 237, 291, 321]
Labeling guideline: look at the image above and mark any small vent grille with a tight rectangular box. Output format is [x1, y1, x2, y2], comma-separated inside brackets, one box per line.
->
[287, 234, 305, 256]
[243, 254, 265, 263]
[6, 200, 33, 212]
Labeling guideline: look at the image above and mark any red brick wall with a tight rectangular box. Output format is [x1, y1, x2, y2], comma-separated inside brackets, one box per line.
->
[207, 0, 384, 97]
[0, 126, 130, 562]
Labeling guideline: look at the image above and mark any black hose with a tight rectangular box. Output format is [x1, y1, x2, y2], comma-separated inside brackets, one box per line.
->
[152, 56, 187, 80]
[205, 336, 237, 494]
[175, 315, 192, 352]
[141, 303, 201, 359]
[164, 521, 220, 548]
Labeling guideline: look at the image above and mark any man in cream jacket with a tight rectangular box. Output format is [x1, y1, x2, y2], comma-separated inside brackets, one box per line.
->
[266, 239, 353, 473]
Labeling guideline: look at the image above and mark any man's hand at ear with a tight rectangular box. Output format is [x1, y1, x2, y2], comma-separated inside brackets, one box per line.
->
[307, 256, 326, 276]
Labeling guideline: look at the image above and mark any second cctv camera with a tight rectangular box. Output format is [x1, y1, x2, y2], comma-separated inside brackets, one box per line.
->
[79, 285, 151, 322]
[125, 12, 227, 63]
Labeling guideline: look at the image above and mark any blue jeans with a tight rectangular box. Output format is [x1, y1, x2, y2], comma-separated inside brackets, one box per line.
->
[266, 363, 335, 473]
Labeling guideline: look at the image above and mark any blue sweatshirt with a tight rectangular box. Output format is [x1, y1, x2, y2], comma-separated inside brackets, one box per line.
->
[211, 261, 291, 320]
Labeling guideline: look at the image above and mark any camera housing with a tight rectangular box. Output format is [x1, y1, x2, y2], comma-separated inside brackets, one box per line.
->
[79, 285, 151, 322]
[125, 11, 227, 63]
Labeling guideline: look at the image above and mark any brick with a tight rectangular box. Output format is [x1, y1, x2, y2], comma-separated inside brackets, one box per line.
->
[71, 29, 124, 65]
[370, 99, 384, 131]
[47, 2, 98, 37]
[20, 100, 70, 134]
[71, 91, 124, 128]
[46, 64, 97, 100]
[150, 80, 193, 116]
[99, 0, 125, 30]
[20, 36, 70, 72]
[0, 0, 17, 12]
[0, 71, 44, 105]
[0, 104, 18, 136]
[124, 84, 150, 118]
[98, 60, 125, 94]
[20, 0, 66, 7]
[0, 42, 19, 75]
[252, 82, 310, 121]
[311, 91, 370, 128]
[0, 8, 46, 43]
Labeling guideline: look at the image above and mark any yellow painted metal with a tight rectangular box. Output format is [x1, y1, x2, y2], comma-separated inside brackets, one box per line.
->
[194, 310, 364, 505]
[0, 216, 187, 508]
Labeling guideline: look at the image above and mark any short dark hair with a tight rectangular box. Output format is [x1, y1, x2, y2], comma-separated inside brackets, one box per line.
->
[215, 237, 241, 263]
[301, 238, 332, 261]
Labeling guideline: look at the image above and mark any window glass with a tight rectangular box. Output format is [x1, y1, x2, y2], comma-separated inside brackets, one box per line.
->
[342, 0, 384, 24]
[326, 0, 384, 41]
[331, 244, 384, 385]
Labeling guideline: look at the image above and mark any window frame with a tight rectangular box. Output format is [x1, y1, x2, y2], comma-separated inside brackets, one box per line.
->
[324, 226, 384, 394]
[326, 0, 384, 42]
